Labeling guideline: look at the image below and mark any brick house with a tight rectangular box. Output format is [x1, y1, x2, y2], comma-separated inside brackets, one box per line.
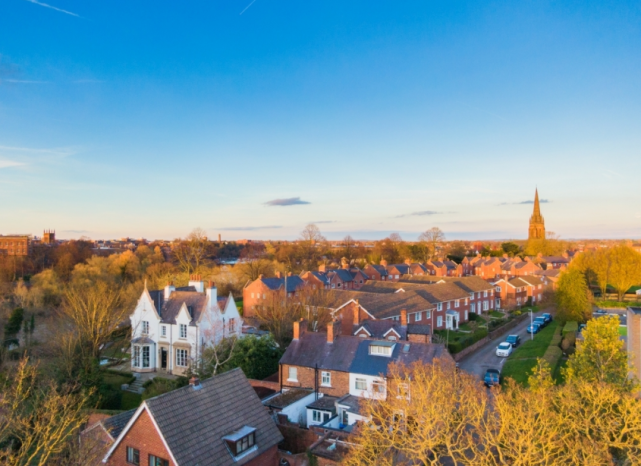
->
[301, 267, 369, 290]
[518, 276, 546, 304]
[279, 319, 450, 430]
[499, 257, 542, 278]
[0, 234, 31, 256]
[533, 268, 561, 290]
[493, 277, 530, 310]
[362, 264, 389, 281]
[538, 252, 571, 270]
[242, 273, 306, 318]
[425, 259, 463, 277]
[102, 369, 283, 466]
[464, 256, 503, 278]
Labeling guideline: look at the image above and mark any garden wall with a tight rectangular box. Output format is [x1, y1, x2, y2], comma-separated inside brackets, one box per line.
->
[453, 313, 530, 362]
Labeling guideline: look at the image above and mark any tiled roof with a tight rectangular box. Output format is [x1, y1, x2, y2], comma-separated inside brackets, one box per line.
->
[407, 323, 431, 335]
[281, 333, 448, 378]
[360, 281, 469, 303]
[519, 276, 545, 286]
[265, 389, 313, 409]
[261, 276, 306, 293]
[326, 289, 434, 319]
[159, 291, 207, 324]
[307, 395, 338, 411]
[102, 409, 136, 440]
[144, 368, 283, 466]
[508, 277, 531, 287]
[541, 256, 570, 263]
[356, 320, 407, 339]
[365, 264, 389, 276]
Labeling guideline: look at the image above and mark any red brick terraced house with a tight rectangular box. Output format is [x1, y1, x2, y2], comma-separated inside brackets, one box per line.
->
[301, 267, 369, 290]
[463, 256, 503, 278]
[279, 319, 451, 431]
[0, 235, 31, 256]
[492, 277, 532, 310]
[425, 259, 463, 277]
[362, 263, 389, 281]
[537, 252, 571, 270]
[499, 257, 542, 278]
[242, 273, 306, 318]
[102, 368, 283, 466]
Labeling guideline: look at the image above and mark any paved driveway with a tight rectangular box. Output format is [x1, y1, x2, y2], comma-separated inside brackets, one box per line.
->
[458, 310, 546, 379]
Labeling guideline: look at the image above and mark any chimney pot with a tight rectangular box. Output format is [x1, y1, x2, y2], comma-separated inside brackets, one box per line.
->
[258, 274, 264, 279]
[275, 271, 282, 279]
[293, 318, 308, 340]
[327, 320, 340, 344]
[287, 272, 292, 277]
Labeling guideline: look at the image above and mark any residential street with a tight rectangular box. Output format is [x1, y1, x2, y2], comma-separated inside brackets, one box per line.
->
[458, 310, 546, 379]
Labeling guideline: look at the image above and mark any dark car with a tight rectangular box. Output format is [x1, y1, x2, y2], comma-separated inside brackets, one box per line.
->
[506, 334, 521, 347]
[533, 317, 547, 328]
[542, 313, 552, 323]
[578, 323, 587, 333]
[527, 323, 541, 334]
[484, 369, 501, 387]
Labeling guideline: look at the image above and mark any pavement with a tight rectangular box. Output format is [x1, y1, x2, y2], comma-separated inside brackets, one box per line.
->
[457, 310, 546, 379]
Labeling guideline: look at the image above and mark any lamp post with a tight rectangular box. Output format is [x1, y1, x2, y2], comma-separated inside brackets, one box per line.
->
[530, 309, 533, 341]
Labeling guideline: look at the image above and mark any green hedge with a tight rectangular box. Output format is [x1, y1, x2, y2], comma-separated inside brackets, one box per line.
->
[446, 328, 488, 354]
[562, 321, 578, 336]
[550, 333, 562, 347]
[543, 346, 563, 374]
[104, 369, 136, 384]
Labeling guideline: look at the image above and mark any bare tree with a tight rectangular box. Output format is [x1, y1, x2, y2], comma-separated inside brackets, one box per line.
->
[60, 281, 131, 360]
[299, 224, 326, 268]
[418, 227, 445, 261]
[171, 228, 210, 274]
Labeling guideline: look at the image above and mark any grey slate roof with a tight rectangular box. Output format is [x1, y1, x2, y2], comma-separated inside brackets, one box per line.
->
[281, 333, 449, 378]
[355, 320, 407, 339]
[307, 395, 338, 411]
[261, 276, 305, 293]
[143, 368, 283, 466]
[102, 409, 135, 440]
[159, 291, 207, 324]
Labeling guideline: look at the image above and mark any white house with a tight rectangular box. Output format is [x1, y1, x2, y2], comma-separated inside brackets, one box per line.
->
[129, 276, 242, 376]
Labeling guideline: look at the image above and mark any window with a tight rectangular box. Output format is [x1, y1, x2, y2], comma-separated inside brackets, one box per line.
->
[471, 303, 476, 313]
[179, 324, 187, 339]
[387, 335, 397, 341]
[223, 430, 256, 458]
[477, 292, 481, 299]
[437, 316, 443, 327]
[426, 310, 431, 319]
[415, 311, 422, 321]
[437, 303, 443, 311]
[142, 346, 150, 368]
[355, 378, 367, 390]
[312, 410, 322, 422]
[126, 447, 140, 465]
[251, 292, 254, 298]
[321, 371, 331, 386]
[142, 321, 149, 334]
[262, 293, 266, 299]
[465, 298, 468, 305]
[288, 367, 298, 382]
[447, 301, 451, 310]
[397, 383, 410, 400]
[161, 325, 166, 337]
[149, 455, 169, 466]
[133, 346, 140, 367]
[483, 301, 489, 311]
[228, 318, 236, 333]
[176, 348, 188, 367]
[369, 344, 392, 356]
[454, 300, 460, 308]
[484, 290, 488, 297]
[373, 381, 386, 395]
[496, 286, 501, 292]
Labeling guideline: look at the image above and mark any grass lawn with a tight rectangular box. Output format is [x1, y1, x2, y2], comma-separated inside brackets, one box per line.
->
[489, 310, 504, 318]
[502, 321, 559, 386]
[553, 358, 569, 385]
[619, 326, 628, 337]
[458, 323, 473, 332]
[102, 373, 132, 387]
[102, 372, 142, 411]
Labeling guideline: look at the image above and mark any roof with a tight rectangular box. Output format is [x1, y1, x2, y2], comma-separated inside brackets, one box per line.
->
[265, 389, 313, 409]
[364, 264, 389, 276]
[260, 275, 306, 293]
[336, 394, 363, 414]
[355, 320, 407, 339]
[407, 323, 431, 335]
[541, 256, 570, 263]
[307, 395, 339, 411]
[360, 281, 469, 303]
[101, 409, 136, 440]
[508, 277, 531, 287]
[628, 307, 641, 315]
[280, 333, 448, 378]
[158, 290, 207, 324]
[140, 368, 283, 466]
[519, 276, 545, 286]
[326, 289, 434, 319]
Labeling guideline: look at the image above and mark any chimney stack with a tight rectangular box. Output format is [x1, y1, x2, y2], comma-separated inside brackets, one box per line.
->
[258, 274, 264, 279]
[189, 275, 204, 293]
[327, 320, 340, 344]
[275, 271, 282, 279]
[319, 264, 326, 272]
[353, 300, 360, 326]
[293, 319, 307, 340]
[164, 281, 176, 300]
[206, 281, 217, 308]
[380, 259, 388, 267]
[218, 233, 222, 243]
[400, 309, 407, 327]
[404, 258, 411, 265]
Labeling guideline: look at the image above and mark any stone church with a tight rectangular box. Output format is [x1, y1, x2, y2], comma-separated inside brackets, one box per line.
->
[528, 189, 546, 240]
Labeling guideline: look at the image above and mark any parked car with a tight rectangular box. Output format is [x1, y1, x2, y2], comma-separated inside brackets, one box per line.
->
[506, 334, 521, 347]
[496, 342, 513, 357]
[533, 317, 547, 328]
[484, 369, 501, 387]
[542, 313, 552, 323]
[578, 323, 587, 333]
[595, 309, 608, 315]
[527, 323, 541, 334]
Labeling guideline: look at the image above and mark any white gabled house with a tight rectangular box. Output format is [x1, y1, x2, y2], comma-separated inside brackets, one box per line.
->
[130, 276, 242, 376]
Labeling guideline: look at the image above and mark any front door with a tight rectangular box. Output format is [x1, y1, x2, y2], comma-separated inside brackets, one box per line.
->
[161, 348, 167, 370]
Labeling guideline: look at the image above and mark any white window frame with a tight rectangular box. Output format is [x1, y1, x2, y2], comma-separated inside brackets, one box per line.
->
[288, 366, 298, 382]
[161, 325, 166, 337]
[426, 310, 431, 319]
[370, 345, 392, 356]
[321, 371, 331, 386]
[437, 303, 442, 311]
[355, 378, 367, 391]
[176, 348, 188, 367]
[179, 324, 187, 339]
[416, 311, 422, 321]
[454, 300, 460, 308]
[142, 321, 149, 335]
[437, 316, 443, 327]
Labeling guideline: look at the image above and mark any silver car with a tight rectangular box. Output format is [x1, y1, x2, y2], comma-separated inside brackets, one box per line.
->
[496, 342, 513, 357]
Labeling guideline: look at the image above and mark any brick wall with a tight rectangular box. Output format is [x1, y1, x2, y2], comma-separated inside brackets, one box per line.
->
[245, 445, 279, 466]
[627, 310, 641, 384]
[107, 408, 174, 466]
[281, 364, 350, 397]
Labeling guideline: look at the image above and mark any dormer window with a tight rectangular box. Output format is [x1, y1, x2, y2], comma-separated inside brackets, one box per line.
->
[369, 343, 393, 357]
[180, 324, 187, 339]
[223, 426, 257, 459]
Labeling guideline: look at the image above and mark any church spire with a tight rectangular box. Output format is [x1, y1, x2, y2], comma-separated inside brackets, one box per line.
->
[533, 188, 541, 217]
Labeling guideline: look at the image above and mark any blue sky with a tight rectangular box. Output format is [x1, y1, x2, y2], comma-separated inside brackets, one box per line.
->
[1, 1, 640, 241]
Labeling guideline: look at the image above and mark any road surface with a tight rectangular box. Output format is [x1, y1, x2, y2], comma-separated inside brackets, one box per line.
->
[458, 310, 545, 379]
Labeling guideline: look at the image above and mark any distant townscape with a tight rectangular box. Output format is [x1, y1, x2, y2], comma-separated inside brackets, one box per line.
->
[1, 190, 641, 465]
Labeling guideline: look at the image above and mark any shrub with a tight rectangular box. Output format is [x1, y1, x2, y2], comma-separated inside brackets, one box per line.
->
[550, 333, 562, 347]
[565, 347, 576, 356]
[447, 341, 463, 354]
[562, 321, 578, 335]
[468, 313, 483, 321]
[543, 346, 563, 374]
[513, 310, 522, 316]
[104, 369, 136, 384]
[142, 376, 189, 400]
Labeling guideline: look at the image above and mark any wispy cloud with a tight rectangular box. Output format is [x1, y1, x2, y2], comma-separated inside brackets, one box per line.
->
[264, 197, 311, 207]
[219, 226, 282, 231]
[240, 0, 257, 15]
[396, 210, 449, 218]
[0, 160, 25, 169]
[24, 0, 79, 17]
[2, 79, 48, 84]
[498, 199, 550, 206]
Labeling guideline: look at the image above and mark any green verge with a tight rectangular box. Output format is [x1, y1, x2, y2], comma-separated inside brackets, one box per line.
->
[619, 326, 628, 337]
[502, 321, 559, 386]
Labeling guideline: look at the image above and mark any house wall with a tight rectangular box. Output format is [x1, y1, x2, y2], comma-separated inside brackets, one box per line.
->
[243, 281, 275, 318]
[348, 373, 386, 400]
[245, 445, 279, 466]
[627, 309, 641, 386]
[279, 391, 318, 426]
[106, 409, 175, 466]
[0, 236, 30, 256]
[281, 364, 350, 398]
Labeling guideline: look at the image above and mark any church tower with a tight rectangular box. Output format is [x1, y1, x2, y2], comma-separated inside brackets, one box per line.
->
[528, 189, 545, 240]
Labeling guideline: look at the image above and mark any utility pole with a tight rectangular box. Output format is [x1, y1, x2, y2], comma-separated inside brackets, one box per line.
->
[530, 309, 533, 341]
